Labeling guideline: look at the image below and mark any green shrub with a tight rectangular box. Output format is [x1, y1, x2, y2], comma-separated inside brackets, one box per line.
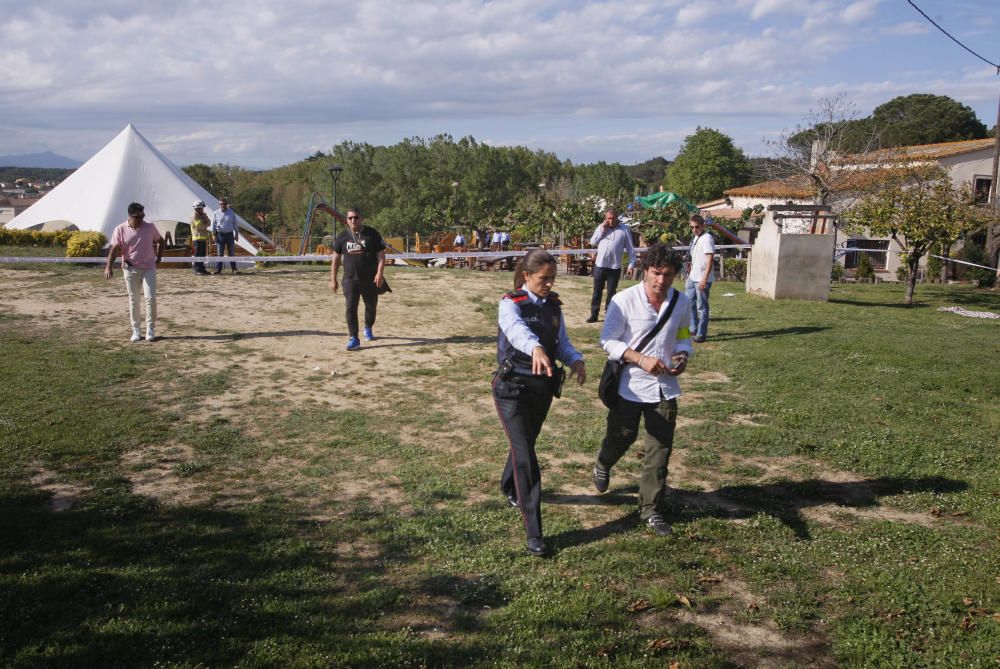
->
[896, 264, 909, 282]
[831, 263, 844, 281]
[65, 231, 107, 258]
[722, 257, 747, 282]
[926, 246, 943, 280]
[961, 242, 996, 287]
[0, 228, 74, 247]
[854, 252, 874, 280]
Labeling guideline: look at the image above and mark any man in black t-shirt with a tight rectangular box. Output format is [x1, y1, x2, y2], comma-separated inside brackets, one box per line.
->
[330, 208, 387, 350]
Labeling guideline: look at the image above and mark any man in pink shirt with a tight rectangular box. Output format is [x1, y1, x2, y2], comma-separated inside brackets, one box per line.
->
[104, 202, 165, 342]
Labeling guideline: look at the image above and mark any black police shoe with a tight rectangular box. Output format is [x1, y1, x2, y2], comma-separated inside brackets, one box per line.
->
[526, 537, 548, 557]
[505, 493, 519, 509]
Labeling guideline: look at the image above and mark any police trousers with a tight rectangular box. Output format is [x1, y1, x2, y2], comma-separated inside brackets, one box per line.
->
[493, 372, 554, 540]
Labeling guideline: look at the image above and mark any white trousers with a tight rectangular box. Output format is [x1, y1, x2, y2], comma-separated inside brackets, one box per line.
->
[123, 266, 157, 332]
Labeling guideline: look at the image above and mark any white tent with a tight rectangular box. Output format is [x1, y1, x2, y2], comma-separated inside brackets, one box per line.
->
[7, 124, 272, 255]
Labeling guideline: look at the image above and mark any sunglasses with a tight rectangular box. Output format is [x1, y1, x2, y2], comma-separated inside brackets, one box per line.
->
[347, 216, 359, 220]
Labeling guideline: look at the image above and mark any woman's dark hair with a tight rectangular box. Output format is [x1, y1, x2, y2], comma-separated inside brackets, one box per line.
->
[513, 249, 557, 289]
[640, 242, 683, 273]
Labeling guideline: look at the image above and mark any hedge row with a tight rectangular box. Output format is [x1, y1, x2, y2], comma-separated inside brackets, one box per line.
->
[0, 228, 76, 247]
[0, 228, 107, 257]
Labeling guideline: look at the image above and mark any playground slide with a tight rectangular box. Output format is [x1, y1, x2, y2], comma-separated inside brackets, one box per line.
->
[706, 218, 745, 246]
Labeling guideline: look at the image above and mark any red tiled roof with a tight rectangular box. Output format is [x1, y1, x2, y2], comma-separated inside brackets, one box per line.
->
[834, 138, 996, 165]
[725, 176, 814, 198]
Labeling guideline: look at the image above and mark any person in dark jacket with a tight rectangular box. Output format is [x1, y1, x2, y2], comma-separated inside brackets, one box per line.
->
[493, 249, 586, 557]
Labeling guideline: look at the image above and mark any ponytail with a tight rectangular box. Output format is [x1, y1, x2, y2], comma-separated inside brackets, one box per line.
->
[513, 249, 557, 289]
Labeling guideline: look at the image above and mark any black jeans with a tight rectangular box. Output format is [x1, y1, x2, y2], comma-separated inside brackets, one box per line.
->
[342, 277, 378, 339]
[193, 239, 207, 273]
[493, 373, 554, 540]
[215, 232, 237, 272]
[597, 396, 677, 519]
[590, 266, 622, 318]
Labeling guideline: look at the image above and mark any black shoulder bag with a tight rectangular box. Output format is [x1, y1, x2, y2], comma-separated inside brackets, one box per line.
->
[597, 289, 679, 409]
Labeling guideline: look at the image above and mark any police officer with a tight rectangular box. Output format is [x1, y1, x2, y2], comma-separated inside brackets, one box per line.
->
[494, 249, 586, 557]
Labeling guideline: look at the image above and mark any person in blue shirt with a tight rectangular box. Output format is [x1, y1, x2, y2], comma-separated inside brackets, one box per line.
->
[210, 198, 240, 274]
[494, 249, 586, 557]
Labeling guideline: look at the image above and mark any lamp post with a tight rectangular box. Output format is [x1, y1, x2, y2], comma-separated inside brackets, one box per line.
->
[329, 165, 344, 233]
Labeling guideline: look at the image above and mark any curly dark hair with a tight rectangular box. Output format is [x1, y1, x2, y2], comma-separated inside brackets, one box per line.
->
[640, 241, 683, 272]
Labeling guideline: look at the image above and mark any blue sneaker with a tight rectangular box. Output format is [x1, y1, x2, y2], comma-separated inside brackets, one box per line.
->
[346, 336, 361, 351]
[363, 327, 375, 341]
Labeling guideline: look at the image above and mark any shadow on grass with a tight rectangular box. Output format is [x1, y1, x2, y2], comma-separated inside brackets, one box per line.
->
[0, 492, 501, 666]
[830, 289, 1000, 310]
[828, 298, 928, 309]
[166, 329, 337, 341]
[711, 325, 829, 341]
[542, 477, 968, 546]
[672, 475, 969, 540]
[161, 332, 495, 347]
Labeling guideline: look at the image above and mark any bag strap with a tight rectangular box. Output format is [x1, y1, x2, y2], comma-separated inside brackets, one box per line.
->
[632, 289, 680, 357]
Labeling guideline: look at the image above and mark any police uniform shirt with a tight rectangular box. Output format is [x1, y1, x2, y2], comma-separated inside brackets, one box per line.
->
[498, 288, 583, 373]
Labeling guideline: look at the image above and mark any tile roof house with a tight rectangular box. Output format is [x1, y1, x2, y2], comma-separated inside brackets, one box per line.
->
[698, 138, 997, 279]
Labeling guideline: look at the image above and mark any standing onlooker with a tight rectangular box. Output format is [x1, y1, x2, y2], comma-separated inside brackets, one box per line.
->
[686, 214, 715, 343]
[104, 202, 164, 342]
[494, 249, 586, 557]
[190, 200, 210, 275]
[211, 197, 239, 274]
[587, 207, 637, 322]
[330, 208, 387, 350]
[454, 231, 466, 248]
[592, 243, 692, 536]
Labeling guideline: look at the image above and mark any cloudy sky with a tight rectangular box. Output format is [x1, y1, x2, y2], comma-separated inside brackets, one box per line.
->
[2, 0, 997, 169]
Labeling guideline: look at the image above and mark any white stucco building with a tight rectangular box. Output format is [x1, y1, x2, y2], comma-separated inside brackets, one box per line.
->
[700, 138, 996, 280]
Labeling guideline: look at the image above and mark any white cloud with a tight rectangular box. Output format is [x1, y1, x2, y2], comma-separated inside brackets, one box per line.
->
[0, 0, 996, 166]
[842, 0, 881, 24]
[881, 20, 930, 36]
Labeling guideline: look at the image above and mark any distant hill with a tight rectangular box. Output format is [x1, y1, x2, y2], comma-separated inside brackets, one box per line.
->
[0, 166, 75, 184]
[0, 151, 82, 169]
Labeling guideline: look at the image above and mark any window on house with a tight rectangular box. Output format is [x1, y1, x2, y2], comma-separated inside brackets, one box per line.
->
[844, 239, 889, 271]
[974, 176, 993, 205]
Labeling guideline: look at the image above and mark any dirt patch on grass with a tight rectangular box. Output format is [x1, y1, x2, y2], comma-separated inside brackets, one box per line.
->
[671, 575, 837, 668]
[120, 443, 214, 506]
[27, 464, 92, 512]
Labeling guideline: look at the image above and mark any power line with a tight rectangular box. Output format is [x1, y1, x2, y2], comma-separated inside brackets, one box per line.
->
[906, 0, 999, 72]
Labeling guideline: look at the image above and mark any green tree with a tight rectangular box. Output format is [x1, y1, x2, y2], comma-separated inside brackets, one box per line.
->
[843, 165, 987, 304]
[570, 162, 636, 203]
[768, 96, 882, 206]
[632, 202, 691, 246]
[182, 163, 217, 190]
[665, 127, 752, 204]
[231, 185, 274, 232]
[872, 94, 988, 147]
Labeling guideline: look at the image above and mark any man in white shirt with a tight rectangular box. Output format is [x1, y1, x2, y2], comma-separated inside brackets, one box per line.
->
[686, 214, 715, 343]
[592, 242, 693, 536]
[587, 207, 637, 322]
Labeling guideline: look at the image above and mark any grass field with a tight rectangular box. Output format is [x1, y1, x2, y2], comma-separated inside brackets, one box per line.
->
[1, 262, 999, 668]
